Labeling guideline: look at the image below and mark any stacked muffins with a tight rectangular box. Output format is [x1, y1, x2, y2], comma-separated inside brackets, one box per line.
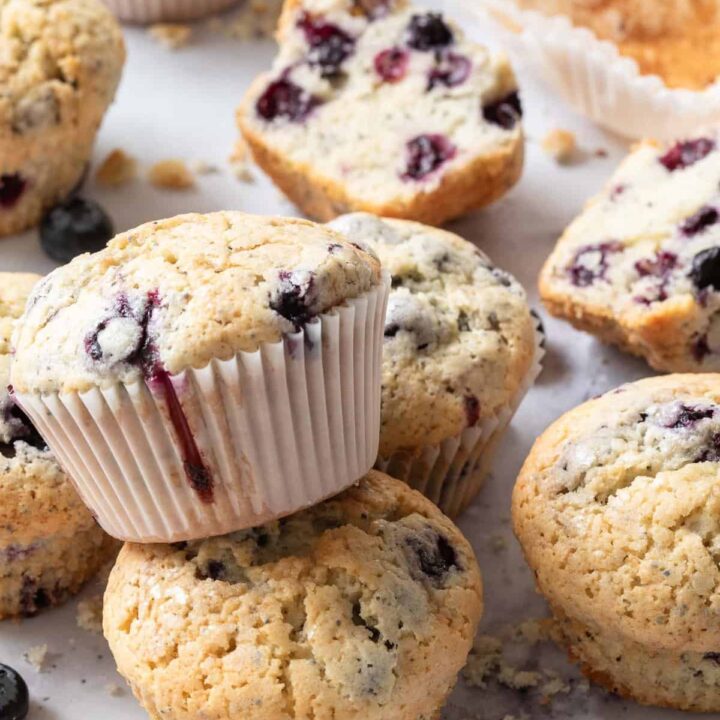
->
[2, 207, 542, 719]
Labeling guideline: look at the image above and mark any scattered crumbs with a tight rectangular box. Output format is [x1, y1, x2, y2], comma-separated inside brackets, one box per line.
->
[229, 138, 255, 183]
[148, 159, 195, 190]
[541, 129, 577, 165]
[24, 644, 48, 672]
[189, 159, 220, 175]
[76, 594, 104, 634]
[209, 0, 284, 39]
[540, 670, 571, 699]
[595, 147, 609, 158]
[462, 635, 502, 689]
[95, 149, 138, 187]
[148, 23, 192, 49]
[106, 682, 124, 697]
[489, 534, 507, 553]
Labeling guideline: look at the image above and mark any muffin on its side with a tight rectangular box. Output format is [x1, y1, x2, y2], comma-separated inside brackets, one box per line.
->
[540, 132, 720, 372]
[0, 0, 125, 237]
[237, 0, 524, 226]
[330, 213, 540, 516]
[104, 471, 483, 720]
[0, 272, 116, 619]
[12, 212, 388, 543]
[514, 374, 720, 711]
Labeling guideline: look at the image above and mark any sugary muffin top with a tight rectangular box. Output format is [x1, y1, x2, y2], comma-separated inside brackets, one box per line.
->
[241, 0, 521, 206]
[515, 0, 720, 89]
[514, 374, 720, 652]
[104, 471, 482, 720]
[540, 133, 720, 370]
[11, 212, 382, 395]
[0, 272, 94, 545]
[329, 214, 537, 453]
[0, 0, 125, 137]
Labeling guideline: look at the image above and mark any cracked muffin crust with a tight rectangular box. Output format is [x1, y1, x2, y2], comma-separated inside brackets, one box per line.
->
[104, 471, 483, 720]
[0, 0, 125, 236]
[0, 272, 116, 619]
[237, 0, 524, 226]
[515, 0, 720, 90]
[330, 213, 538, 514]
[514, 374, 720, 711]
[540, 132, 720, 372]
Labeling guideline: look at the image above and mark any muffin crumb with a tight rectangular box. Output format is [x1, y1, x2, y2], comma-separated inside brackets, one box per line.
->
[148, 23, 192, 49]
[542, 129, 577, 164]
[105, 683, 124, 696]
[211, 0, 283, 39]
[229, 138, 254, 182]
[188, 160, 220, 175]
[76, 594, 104, 633]
[96, 149, 138, 187]
[24, 644, 49, 672]
[148, 159, 195, 189]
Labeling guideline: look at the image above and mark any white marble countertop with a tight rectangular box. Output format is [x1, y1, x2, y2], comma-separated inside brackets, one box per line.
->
[0, 3, 706, 718]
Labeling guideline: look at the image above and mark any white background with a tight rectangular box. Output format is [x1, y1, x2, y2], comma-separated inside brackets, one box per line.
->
[0, 2, 699, 718]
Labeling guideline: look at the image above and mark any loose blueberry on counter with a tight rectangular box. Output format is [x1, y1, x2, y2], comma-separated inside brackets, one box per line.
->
[659, 138, 715, 172]
[0, 174, 27, 209]
[428, 52, 471, 91]
[374, 47, 409, 83]
[567, 241, 623, 287]
[690, 247, 720, 291]
[402, 134, 456, 181]
[299, 15, 355, 78]
[482, 91, 522, 130]
[0, 664, 28, 720]
[406, 13, 454, 51]
[256, 79, 320, 123]
[681, 206, 719, 237]
[39, 197, 113, 263]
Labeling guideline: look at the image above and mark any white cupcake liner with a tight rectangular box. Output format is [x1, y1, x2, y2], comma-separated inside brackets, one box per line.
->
[16, 274, 390, 543]
[376, 318, 544, 518]
[101, 0, 239, 24]
[468, 0, 720, 140]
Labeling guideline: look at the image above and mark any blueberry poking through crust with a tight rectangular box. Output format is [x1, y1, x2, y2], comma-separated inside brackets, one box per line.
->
[402, 134, 456, 181]
[659, 138, 715, 172]
[482, 91, 522, 130]
[406, 531, 459, 582]
[298, 14, 355, 78]
[256, 79, 320, 123]
[406, 13, 454, 51]
[39, 197, 113, 264]
[690, 247, 720, 291]
[0, 403, 47, 458]
[0, 664, 29, 720]
[681, 206, 719, 237]
[0, 174, 27, 209]
[664, 403, 714, 429]
[428, 52, 471, 91]
[269, 270, 317, 329]
[374, 47, 409, 83]
[698, 432, 720, 462]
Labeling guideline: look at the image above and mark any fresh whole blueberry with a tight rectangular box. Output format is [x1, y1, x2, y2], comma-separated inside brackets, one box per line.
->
[256, 79, 320, 123]
[690, 247, 720, 291]
[39, 197, 113, 264]
[428, 52, 471, 91]
[482, 91, 522, 130]
[567, 241, 623, 287]
[0, 664, 29, 720]
[402, 134, 456, 181]
[374, 47, 410, 83]
[406, 13, 454, 51]
[298, 14, 355, 78]
[0, 174, 27, 209]
[659, 138, 715, 172]
[681, 206, 719, 237]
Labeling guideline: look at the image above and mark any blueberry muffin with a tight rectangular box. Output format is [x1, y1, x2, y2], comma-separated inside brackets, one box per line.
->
[0, 0, 125, 237]
[540, 132, 720, 372]
[515, 0, 719, 90]
[104, 470, 483, 720]
[12, 212, 388, 542]
[0, 272, 116, 619]
[330, 214, 539, 516]
[514, 374, 720, 711]
[237, 0, 524, 226]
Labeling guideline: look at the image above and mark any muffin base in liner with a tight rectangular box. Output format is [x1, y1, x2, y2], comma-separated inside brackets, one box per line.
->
[101, 0, 239, 24]
[376, 321, 544, 518]
[469, 0, 720, 141]
[16, 274, 390, 543]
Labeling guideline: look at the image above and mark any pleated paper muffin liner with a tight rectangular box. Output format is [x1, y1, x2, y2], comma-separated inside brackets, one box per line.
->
[471, 0, 720, 141]
[101, 0, 238, 24]
[376, 320, 544, 518]
[17, 273, 390, 543]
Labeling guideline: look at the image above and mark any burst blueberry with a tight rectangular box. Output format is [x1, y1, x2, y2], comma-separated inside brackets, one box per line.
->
[406, 13, 454, 51]
[402, 134, 456, 181]
[659, 138, 715, 172]
[428, 52, 471, 91]
[567, 241, 623, 287]
[681, 206, 719, 237]
[374, 47, 409, 83]
[299, 14, 355, 78]
[690, 247, 720, 291]
[482, 91, 522, 130]
[256, 79, 320, 122]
